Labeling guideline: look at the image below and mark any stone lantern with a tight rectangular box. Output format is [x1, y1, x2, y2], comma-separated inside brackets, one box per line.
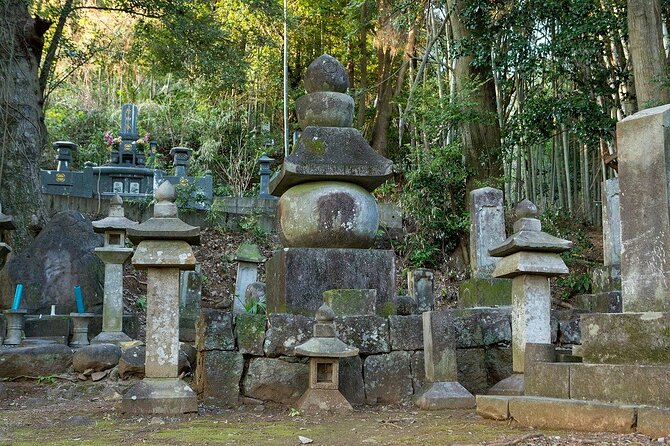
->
[122, 180, 200, 414]
[91, 195, 138, 344]
[294, 304, 359, 412]
[257, 153, 275, 198]
[487, 199, 572, 395]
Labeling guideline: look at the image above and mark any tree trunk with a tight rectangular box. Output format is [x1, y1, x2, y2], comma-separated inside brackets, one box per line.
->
[627, 0, 670, 108]
[0, 1, 50, 250]
[446, 0, 502, 193]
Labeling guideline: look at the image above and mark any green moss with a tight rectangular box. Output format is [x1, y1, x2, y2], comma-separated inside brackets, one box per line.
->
[458, 278, 512, 308]
[234, 314, 267, 351]
[301, 137, 326, 155]
[380, 301, 397, 317]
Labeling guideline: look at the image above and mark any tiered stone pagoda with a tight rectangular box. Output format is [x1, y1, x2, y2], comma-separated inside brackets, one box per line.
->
[266, 54, 395, 315]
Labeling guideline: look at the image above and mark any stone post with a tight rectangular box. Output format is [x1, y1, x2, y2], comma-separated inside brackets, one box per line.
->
[617, 104, 670, 312]
[591, 178, 621, 294]
[257, 153, 275, 198]
[69, 312, 94, 347]
[458, 187, 512, 307]
[414, 310, 475, 409]
[408, 268, 434, 312]
[233, 243, 265, 314]
[3, 309, 27, 345]
[487, 200, 571, 395]
[122, 180, 200, 415]
[91, 195, 138, 345]
[179, 267, 202, 342]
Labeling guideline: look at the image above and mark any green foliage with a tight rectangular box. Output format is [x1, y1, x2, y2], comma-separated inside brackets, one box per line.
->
[36, 374, 58, 385]
[238, 212, 269, 243]
[244, 298, 266, 315]
[399, 142, 469, 268]
[136, 295, 147, 311]
[556, 273, 592, 301]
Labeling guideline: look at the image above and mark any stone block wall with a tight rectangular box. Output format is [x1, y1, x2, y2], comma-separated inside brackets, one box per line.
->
[194, 307, 526, 407]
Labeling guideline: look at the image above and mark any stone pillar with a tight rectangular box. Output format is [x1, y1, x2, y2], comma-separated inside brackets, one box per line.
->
[591, 177, 621, 294]
[487, 200, 571, 395]
[617, 104, 670, 312]
[179, 268, 202, 342]
[91, 195, 137, 345]
[458, 187, 512, 307]
[414, 310, 475, 409]
[122, 181, 199, 415]
[408, 268, 434, 312]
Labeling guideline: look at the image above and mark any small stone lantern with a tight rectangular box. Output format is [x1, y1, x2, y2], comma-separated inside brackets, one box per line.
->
[170, 147, 192, 178]
[91, 195, 138, 345]
[257, 153, 275, 198]
[487, 199, 572, 395]
[54, 141, 77, 172]
[294, 304, 359, 412]
[123, 180, 199, 415]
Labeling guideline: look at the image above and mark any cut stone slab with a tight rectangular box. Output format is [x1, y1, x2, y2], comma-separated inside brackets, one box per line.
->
[570, 363, 670, 407]
[336, 315, 390, 355]
[574, 291, 622, 313]
[476, 395, 510, 420]
[269, 126, 393, 196]
[414, 381, 475, 410]
[487, 373, 524, 396]
[179, 269, 202, 342]
[524, 362, 570, 399]
[263, 313, 313, 357]
[484, 348, 513, 388]
[195, 309, 234, 352]
[266, 247, 395, 316]
[73, 343, 121, 373]
[0, 344, 73, 377]
[638, 406, 670, 437]
[601, 177, 621, 268]
[590, 265, 621, 293]
[458, 278, 511, 308]
[121, 378, 197, 415]
[389, 315, 423, 351]
[580, 312, 670, 365]
[508, 396, 636, 433]
[117, 344, 192, 379]
[25, 315, 70, 338]
[242, 357, 309, 404]
[363, 351, 413, 405]
[422, 310, 457, 382]
[234, 314, 267, 356]
[457, 348, 488, 395]
[411, 351, 425, 394]
[323, 289, 377, 316]
[408, 268, 434, 312]
[195, 350, 244, 407]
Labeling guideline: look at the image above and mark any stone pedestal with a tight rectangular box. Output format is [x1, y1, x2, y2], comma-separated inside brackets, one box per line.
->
[266, 248, 395, 316]
[91, 251, 132, 345]
[3, 309, 27, 345]
[413, 310, 475, 409]
[69, 312, 94, 347]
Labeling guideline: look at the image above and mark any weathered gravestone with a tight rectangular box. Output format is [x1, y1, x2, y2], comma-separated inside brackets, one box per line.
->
[459, 187, 512, 307]
[0, 211, 104, 314]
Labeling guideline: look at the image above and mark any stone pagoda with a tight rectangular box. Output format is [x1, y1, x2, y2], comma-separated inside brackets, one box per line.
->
[122, 181, 199, 414]
[266, 54, 395, 315]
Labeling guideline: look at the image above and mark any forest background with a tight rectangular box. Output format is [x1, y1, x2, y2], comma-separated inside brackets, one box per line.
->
[2, 0, 670, 274]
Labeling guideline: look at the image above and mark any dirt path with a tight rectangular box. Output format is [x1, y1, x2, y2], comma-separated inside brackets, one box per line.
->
[0, 381, 666, 446]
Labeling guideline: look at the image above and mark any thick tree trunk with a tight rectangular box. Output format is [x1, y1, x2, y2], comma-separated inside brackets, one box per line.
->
[0, 1, 50, 250]
[627, 0, 670, 108]
[446, 0, 502, 193]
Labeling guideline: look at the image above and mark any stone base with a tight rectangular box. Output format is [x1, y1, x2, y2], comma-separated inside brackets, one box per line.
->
[477, 395, 637, 433]
[574, 291, 622, 313]
[296, 388, 353, 412]
[122, 378, 197, 415]
[458, 278, 511, 308]
[91, 331, 132, 345]
[580, 312, 670, 364]
[266, 248, 395, 316]
[413, 382, 475, 410]
[487, 373, 524, 396]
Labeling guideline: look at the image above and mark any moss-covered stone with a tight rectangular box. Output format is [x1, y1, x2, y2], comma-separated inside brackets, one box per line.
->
[195, 350, 244, 407]
[581, 312, 670, 365]
[234, 314, 267, 356]
[458, 278, 512, 308]
[323, 289, 376, 316]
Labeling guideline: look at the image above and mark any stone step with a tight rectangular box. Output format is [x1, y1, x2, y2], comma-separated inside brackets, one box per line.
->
[573, 291, 622, 313]
[476, 395, 670, 437]
[526, 361, 670, 407]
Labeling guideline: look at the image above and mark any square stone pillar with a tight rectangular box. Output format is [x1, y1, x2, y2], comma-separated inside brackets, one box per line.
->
[145, 268, 181, 378]
[469, 187, 506, 278]
[617, 104, 670, 312]
[511, 275, 551, 373]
